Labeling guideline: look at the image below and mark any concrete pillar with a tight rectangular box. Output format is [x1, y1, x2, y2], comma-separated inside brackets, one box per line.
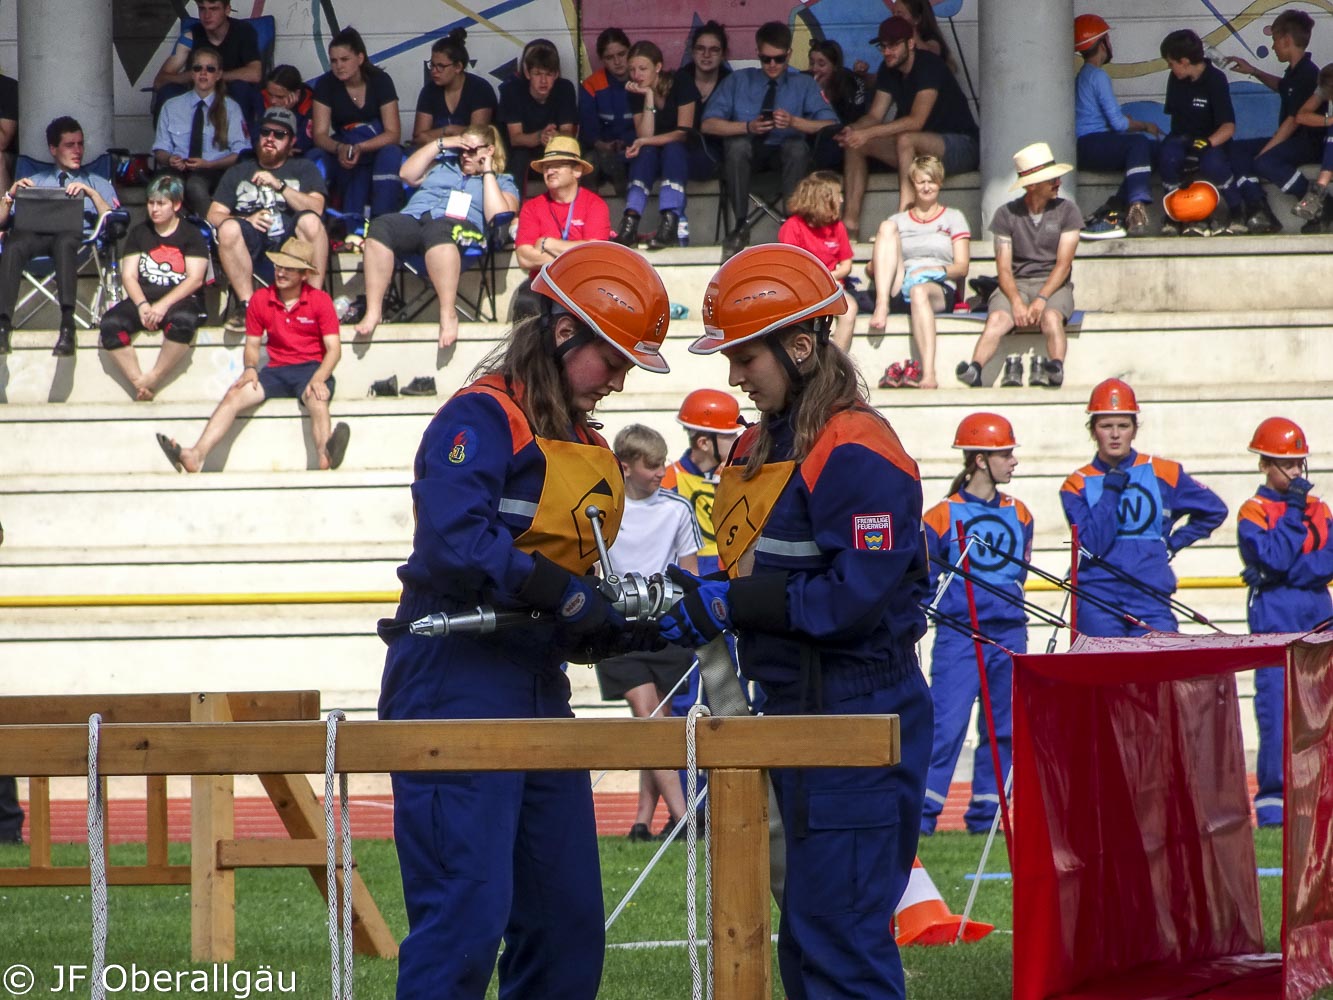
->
[978, 0, 1078, 224]
[18, 0, 115, 159]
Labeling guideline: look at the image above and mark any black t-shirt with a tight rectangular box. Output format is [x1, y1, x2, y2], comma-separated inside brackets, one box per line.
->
[190, 18, 260, 72]
[876, 48, 977, 138]
[313, 67, 399, 131]
[497, 76, 579, 133]
[1164, 63, 1234, 139]
[0, 74, 16, 123]
[125, 220, 209, 302]
[626, 73, 700, 135]
[825, 68, 869, 126]
[212, 156, 327, 241]
[416, 72, 498, 130]
[1281, 52, 1321, 142]
[678, 62, 731, 117]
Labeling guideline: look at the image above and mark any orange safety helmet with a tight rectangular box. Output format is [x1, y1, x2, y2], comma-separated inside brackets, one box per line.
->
[530, 242, 671, 373]
[953, 412, 1018, 451]
[1074, 14, 1111, 52]
[677, 388, 742, 434]
[1248, 417, 1310, 458]
[690, 244, 847, 354]
[1163, 181, 1219, 223]
[1087, 377, 1139, 416]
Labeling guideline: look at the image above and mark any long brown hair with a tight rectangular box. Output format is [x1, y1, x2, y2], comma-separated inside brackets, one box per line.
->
[628, 40, 674, 103]
[471, 313, 591, 439]
[743, 326, 868, 479]
[192, 45, 233, 153]
[948, 453, 981, 497]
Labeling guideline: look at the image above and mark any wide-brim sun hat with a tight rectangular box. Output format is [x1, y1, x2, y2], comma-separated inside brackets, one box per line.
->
[1009, 141, 1074, 190]
[530, 136, 594, 176]
[265, 236, 317, 271]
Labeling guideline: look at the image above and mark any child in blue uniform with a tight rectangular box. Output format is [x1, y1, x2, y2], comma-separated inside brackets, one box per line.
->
[1237, 417, 1333, 827]
[921, 413, 1032, 835]
[376, 242, 671, 1000]
[661, 243, 931, 1000]
[1061, 378, 1228, 636]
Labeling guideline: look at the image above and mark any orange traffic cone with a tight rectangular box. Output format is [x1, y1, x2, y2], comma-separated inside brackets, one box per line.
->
[893, 856, 994, 947]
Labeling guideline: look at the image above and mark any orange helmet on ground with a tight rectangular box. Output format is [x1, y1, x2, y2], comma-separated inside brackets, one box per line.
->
[690, 244, 847, 354]
[1087, 378, 1139, 416]
[677, 389, 742, 433]
[1074, 14, 1111, 52]
[1163, 181, 1219, 223]
[531, 242, 670, 373]
[1248, 417, 1310, 458]
[953, 413, 1018, 451]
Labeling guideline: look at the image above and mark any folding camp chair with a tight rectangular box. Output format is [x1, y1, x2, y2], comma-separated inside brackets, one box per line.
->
[381, 212, 515, 324]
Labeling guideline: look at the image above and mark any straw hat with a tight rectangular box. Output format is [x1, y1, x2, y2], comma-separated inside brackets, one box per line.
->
[1009, 142, 1073, 190]
[265, 236, 318, 271]
[530, 136, 594, 176]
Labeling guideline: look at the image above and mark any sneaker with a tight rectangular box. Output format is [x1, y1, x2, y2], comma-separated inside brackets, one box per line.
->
[1246, 201, 1282, 235]
[368, 374, 398, 397]
[955, 360, 982, 387]
[401, 376, 437, 397]
[1181, 218, 1212, 237]
[878, 362, 904, 388]
[1042, 358, 1064, 388]
[627, 823, 653, 842]
[223, 296, 248, 334]
[1125, 202, 1151, 238]
[1000, 353, 1024, 387]
[1028, 354, 1049, 387]
[1080, 211, 1126, 240]
[1292, 182, 1327, 220]
[901, 359, 923, 387]
[1160, 219, 1183, 236]
[1222, 214, 1249, 236]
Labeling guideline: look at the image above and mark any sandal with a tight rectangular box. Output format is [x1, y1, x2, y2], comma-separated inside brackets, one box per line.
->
[878, 362, 904, 389]
[901, 359, 923, 388]
[155, 432, 183, 473]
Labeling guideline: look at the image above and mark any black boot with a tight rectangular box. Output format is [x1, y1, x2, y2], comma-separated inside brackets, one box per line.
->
[647, 210, 680, 251]
[614, 210, 641, 247]
[0, 316, 10, 355]
[52, 316, 76, 357]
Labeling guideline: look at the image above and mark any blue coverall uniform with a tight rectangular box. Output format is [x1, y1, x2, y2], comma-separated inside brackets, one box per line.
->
[711, 405, 931, 1000]
[1060, 449, 1227, 636]
[1238, 485, 1333, 827]
[921, 490, 1033, 834]
[378, 374, 621, 1000]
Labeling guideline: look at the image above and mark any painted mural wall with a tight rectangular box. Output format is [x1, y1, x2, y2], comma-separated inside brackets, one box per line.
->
[47, 0, 1333, 147]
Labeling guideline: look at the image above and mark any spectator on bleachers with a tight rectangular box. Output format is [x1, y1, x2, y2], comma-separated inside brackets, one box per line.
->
[153, 45, 250, 219]
[152, 0, 262, 122]
[1158, 29, 1243, 235]
[808, 40, 869, 171]
[499, 39, 579, 199]
[260, 65, 316, 155]
[0, 775, 20, 844]
[208, 107, 328, 334]
[595, 424, 698, 842]
[703, 20, 837, 260]
[155, 236, 350, 474]
[311, 27, 403, 229]
[411, 28, 497, 147]
[579, 28, 634, 196]
[1290, 64, 1333, 229]
[1225, 9, 1316, 234]
[957, 142, 1079, 390]
[0, 68, 16, 199]
[356, 124, 519, 348]
[612, 41, 696, 250]
[680, 21, 731, 182]
[100, 175, 208, 401]
[514, 137, 612, 282]
[868, 153, 969, 389]
[777, 170, 858, 351]
[1074, 15, 1161, 240]
[838, 16, 979, 237]
[888, 0, 959, 74]
[0, 116, 118, 357]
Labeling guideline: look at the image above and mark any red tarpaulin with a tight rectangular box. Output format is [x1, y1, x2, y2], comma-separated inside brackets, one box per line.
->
[1011, 632, 1333, 1000]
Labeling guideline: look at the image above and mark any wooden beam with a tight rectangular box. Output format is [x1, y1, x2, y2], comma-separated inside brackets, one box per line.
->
[146, 775, 169, 868]
[215, 838, 351, 870]
[709, 769, 771, 1000]
[190, 694, 235, 962]
[0, 865, 191, 887]
[0, 716, 900, 777]
[27, 776, 51, 868]
[0, 691, 320, 725]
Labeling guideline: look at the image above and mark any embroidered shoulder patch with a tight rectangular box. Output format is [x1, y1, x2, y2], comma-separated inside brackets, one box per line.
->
[853, 513, 893, 551]
[447, 425, 477, 466]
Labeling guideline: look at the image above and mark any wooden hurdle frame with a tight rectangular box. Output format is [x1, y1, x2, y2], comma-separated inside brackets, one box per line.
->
[0, 691, 396, 961]
[0, 713, 899, 1000]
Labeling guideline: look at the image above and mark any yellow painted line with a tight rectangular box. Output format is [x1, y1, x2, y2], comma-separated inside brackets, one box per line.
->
[1025, 576, 1243, 593]
[435, 0, 522, 45]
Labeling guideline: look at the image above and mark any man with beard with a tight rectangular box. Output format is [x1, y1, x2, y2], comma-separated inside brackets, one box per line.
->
[207, 108, 327, 332]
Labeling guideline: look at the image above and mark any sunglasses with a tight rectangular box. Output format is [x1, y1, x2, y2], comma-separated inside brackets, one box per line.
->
[459, 145, 489, 155]
[758, 53, 788, 65]
[191, 64, 220, 73]
[258, 126, 292, 139]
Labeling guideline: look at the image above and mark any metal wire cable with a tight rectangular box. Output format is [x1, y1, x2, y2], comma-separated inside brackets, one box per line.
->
[87, 713, 107, 1000]
[324, 710, 353, 1000]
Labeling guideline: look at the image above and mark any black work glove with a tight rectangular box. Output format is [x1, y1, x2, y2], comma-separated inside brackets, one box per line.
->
[1285, 476, 1313, 511]
[1103, 467, 1130, 493]
[1182, 137, 1209, 177]
[1241, 564, 1282, 590]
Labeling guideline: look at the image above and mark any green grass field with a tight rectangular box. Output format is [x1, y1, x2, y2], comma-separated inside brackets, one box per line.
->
[0, 829, 1284, 998]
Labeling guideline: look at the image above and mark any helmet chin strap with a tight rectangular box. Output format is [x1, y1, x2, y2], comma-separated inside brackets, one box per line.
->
[541, 299, 594, 363]
[765, 319, 832, 393]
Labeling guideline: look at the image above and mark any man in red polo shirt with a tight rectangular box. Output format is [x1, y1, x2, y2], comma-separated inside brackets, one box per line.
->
[155, 236, 350, 473]
[514, 136, 612, 279]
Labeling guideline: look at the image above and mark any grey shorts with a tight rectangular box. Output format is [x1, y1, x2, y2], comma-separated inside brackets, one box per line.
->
[940, 133, 980, 176]
[988, 276, 1075, 322]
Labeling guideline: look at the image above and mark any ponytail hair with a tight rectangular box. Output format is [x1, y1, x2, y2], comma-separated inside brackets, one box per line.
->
[948, 453, 978, 497]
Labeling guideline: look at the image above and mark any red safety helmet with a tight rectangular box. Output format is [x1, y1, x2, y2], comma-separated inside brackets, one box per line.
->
[690, 244, 847, 354]
[1086, 377, 1139, 416]
[530, 242, 671, 373]
[1074, 14, 1111, 53]
[677, 389, 742, 434]
[1163, 181, 1219, 223]
[1248, 417, 1309, 458]
[953, 413, 1018, 451]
